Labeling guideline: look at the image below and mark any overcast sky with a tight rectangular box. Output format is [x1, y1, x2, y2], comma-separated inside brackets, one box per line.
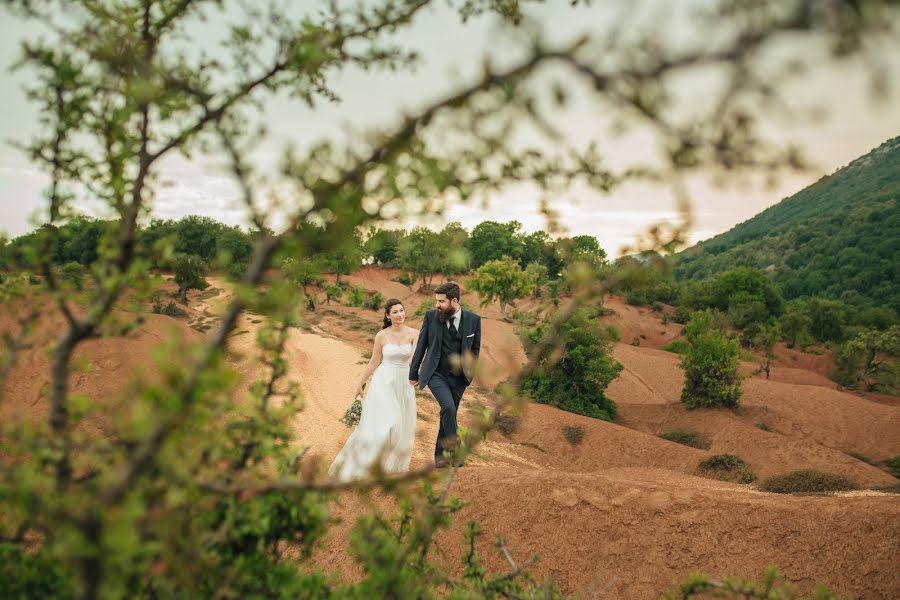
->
[2, 1, 898, 256]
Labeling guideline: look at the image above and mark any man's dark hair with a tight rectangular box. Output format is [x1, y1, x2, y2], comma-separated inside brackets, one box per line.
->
[434, 282, 461, 302]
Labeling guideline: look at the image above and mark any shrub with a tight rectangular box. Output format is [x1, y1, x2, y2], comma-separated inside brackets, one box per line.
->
[392, 272, 415, 286]
[0, 543, 74, 599]
[59, 261, 85, 290]
[363, 290, 385, 311]
[659, 429, 710, 449]
[153, 298, 188, 318]
[494, 412, 521, 437]
[697, 454, 756, 483]
[759, 470, 859, 495]
[884, 455, 900, 478]
[661, 338, 690, 354]
[522, 308, 622, 421]
[680, 324, 742, 410]
[847, 452, 875, 466]
[415, 297, 436, 316]
[562, 424, 584, 446]
[672, 306, 691, 324]
[755, 421, 773, 432]
[346, 285, 366, 307]
[651, 301, 663, 312]
[324, 284, 342, 304]
[626, 290, 647, 306]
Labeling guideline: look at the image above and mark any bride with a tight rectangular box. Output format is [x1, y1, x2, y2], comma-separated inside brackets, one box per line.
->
[328, 298, 418, 482]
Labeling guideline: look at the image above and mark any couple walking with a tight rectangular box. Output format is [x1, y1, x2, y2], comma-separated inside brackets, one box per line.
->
[328, 282, 482, 481]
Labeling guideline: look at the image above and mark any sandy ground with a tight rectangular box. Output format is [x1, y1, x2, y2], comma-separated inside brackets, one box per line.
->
[2, 271, 899, 599]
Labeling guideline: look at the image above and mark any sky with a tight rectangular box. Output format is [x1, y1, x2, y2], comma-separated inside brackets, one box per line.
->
[1, 1, 899, 257]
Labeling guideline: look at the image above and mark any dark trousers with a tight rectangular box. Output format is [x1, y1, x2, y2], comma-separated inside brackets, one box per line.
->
[428, 371, 468, 463]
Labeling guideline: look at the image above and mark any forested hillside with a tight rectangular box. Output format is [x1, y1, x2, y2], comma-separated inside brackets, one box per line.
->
[675, 137, 900, 311]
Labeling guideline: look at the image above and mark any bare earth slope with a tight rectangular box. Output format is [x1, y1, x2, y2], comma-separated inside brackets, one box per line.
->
[2, 272, 898, 599]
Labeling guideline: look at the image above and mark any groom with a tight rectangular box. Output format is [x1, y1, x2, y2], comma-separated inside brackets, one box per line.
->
[409, 282, 481, 467]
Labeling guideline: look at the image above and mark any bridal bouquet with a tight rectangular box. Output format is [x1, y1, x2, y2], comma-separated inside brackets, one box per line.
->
[340, 385, 364, 427]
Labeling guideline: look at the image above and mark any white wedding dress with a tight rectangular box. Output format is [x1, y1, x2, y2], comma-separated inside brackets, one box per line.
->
[328, 342, 417, 482]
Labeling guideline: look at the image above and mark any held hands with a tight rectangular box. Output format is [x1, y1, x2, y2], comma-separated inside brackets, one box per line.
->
[355, 382, 366, 399]
[409, 380, 418, 387]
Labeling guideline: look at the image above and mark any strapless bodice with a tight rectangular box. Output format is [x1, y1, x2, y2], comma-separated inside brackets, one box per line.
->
[381, 342, 413, 367]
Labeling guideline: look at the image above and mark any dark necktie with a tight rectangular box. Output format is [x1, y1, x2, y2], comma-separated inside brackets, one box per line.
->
[449, 318, 457, 337]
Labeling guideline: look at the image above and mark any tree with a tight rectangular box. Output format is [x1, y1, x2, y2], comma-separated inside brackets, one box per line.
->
[563, 234, 607, 270]
[396, 226, 443, 289]
[522, 308, 623, 421]
[806, 298, 847, 343]
[281, 256, 324, 299]
[321, 232, 363, 285]
[519, 230, 563, 276]
[778, 304, 812, 349]
[681, 313, 742, 409]
[524, 262, 549, 298]
[173, 215, 225, 262]
[1, 0, 894, 597]
[363, 227, 404, 266]
[468, 221, 523, 268]
[469, 255, 536, 321]
[438, 221, 471, 274]
[753, 324, 781, 379]
[832, 326, 900, 392]
[173, 254, 209, 303]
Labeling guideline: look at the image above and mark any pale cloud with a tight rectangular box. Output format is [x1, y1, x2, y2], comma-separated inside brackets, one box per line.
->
[2, 2, 899, 250]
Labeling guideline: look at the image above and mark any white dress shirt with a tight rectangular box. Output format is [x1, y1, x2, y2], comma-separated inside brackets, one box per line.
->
[447, 308, 461, 330]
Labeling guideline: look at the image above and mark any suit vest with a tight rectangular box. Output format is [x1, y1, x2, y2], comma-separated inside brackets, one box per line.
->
[438, 316, 464, 378]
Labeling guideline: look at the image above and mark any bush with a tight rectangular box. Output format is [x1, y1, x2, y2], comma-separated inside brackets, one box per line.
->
[847, 452, 875, 466]
[659, 429, 710, 449]
[0, 543, 74, 599]
[673, 305, 691, 324]
[392, 272, 415, 286]
[324, 284, 342, 304]
[494, 412, 521, 437]
[697, 454, 756, 483]
[522, 308, 622, 421]
[759, 470, 859, 495]
[661, 338, 690, 354]
[755, 421, 773, 432]
[680, 324, 742, 410]
[152, 297, 188, 318]
[626, 290, 647, 306]
[884, 455, 900, 478]
[363, 290, 385, 311]
[562, 425, 584, 446]
[59, 261, 85, 290]
[346, 285, 366, 307]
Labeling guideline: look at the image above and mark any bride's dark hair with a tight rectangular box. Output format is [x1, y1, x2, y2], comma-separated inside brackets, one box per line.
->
[383, 298, 403, 329]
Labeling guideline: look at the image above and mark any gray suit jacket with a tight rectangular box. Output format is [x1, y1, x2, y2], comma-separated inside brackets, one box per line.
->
[409, 309, 481, 388]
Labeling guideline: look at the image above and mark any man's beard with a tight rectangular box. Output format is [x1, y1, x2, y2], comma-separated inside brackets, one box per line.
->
[436, 305, 451, 323]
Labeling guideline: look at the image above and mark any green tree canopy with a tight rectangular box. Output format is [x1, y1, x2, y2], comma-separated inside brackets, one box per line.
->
[522, 308, 623, 421]
[397, 226, 444, 288]
[469, 255, 536, 320]
[468, 221, 524, 268]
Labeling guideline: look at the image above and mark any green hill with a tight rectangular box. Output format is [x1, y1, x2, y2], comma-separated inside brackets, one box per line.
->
[675, 136, 900, 312]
